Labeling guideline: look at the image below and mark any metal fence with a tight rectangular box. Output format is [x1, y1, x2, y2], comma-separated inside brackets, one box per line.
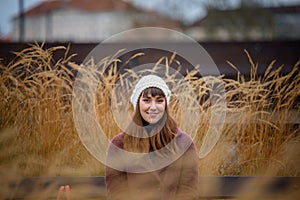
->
[4, 176, 300, 199]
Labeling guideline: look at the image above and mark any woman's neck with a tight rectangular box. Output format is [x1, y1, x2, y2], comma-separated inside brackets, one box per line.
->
[142, 119, 154, 133]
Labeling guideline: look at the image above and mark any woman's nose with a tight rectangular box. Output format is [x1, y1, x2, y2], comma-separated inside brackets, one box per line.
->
[149, 101, 157, 109]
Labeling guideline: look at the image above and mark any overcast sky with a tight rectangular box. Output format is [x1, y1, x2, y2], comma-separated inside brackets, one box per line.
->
[0, 0, 300, 36]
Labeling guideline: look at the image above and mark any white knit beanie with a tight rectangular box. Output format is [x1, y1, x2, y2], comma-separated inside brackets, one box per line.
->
[130, 75, 171, 110]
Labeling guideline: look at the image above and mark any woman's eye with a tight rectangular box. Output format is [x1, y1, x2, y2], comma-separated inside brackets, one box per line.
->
[157, 99, 164, 103]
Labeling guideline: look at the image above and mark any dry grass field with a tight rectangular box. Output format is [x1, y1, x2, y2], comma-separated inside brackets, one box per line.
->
[0, 43, 299, 199]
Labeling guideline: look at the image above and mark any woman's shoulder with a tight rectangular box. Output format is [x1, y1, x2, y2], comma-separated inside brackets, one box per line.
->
[175, 128, 196, 150]
[110, 132, 125, 148]
[175, 128, 193, 141]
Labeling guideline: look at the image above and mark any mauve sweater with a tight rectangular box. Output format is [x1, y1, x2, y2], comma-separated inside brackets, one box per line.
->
[105, 129, 199, 200]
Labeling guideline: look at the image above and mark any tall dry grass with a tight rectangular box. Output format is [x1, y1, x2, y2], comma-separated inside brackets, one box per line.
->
[0, 43, 299, 198]
[0, 43, 104, 178]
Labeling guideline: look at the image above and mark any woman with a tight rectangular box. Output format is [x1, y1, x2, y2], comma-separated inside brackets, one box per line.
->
[106, 74, 199, 200]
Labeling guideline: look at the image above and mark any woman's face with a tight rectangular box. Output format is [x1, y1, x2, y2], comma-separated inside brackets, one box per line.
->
[139, 92, 166, 124]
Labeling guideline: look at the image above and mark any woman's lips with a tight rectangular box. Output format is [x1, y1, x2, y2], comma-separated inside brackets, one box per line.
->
[148, 112, 158, 117]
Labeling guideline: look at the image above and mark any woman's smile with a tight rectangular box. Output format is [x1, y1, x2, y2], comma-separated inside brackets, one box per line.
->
[147, 112, 159, 118]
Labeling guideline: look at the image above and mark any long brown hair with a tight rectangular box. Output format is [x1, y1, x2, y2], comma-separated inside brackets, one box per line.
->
[124, 87, 177, 153]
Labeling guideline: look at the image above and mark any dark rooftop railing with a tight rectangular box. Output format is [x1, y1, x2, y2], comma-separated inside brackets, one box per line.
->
[1, 40, 299, 79]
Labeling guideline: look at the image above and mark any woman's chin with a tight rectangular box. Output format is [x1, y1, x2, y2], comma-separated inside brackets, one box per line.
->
[147, 118, 159, 124]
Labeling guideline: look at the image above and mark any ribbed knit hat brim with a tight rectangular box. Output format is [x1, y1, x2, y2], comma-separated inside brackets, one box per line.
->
[130, 75, 171, 110]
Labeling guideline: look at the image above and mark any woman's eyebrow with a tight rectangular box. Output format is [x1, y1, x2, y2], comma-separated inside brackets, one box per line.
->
[142, 95, 151, 98]
[142, 95, 163, 99]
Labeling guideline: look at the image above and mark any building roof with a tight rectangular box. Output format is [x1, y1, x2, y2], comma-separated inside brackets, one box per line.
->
[190, 4, 300, 27]
[269, 5, 300, 14]
[23, 0, 136, 16]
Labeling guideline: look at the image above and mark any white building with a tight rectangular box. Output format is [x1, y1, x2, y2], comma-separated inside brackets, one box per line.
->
[12, 0, 182, 42]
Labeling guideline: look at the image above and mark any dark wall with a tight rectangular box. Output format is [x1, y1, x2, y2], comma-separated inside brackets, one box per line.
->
[0, 40, 299, 78]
